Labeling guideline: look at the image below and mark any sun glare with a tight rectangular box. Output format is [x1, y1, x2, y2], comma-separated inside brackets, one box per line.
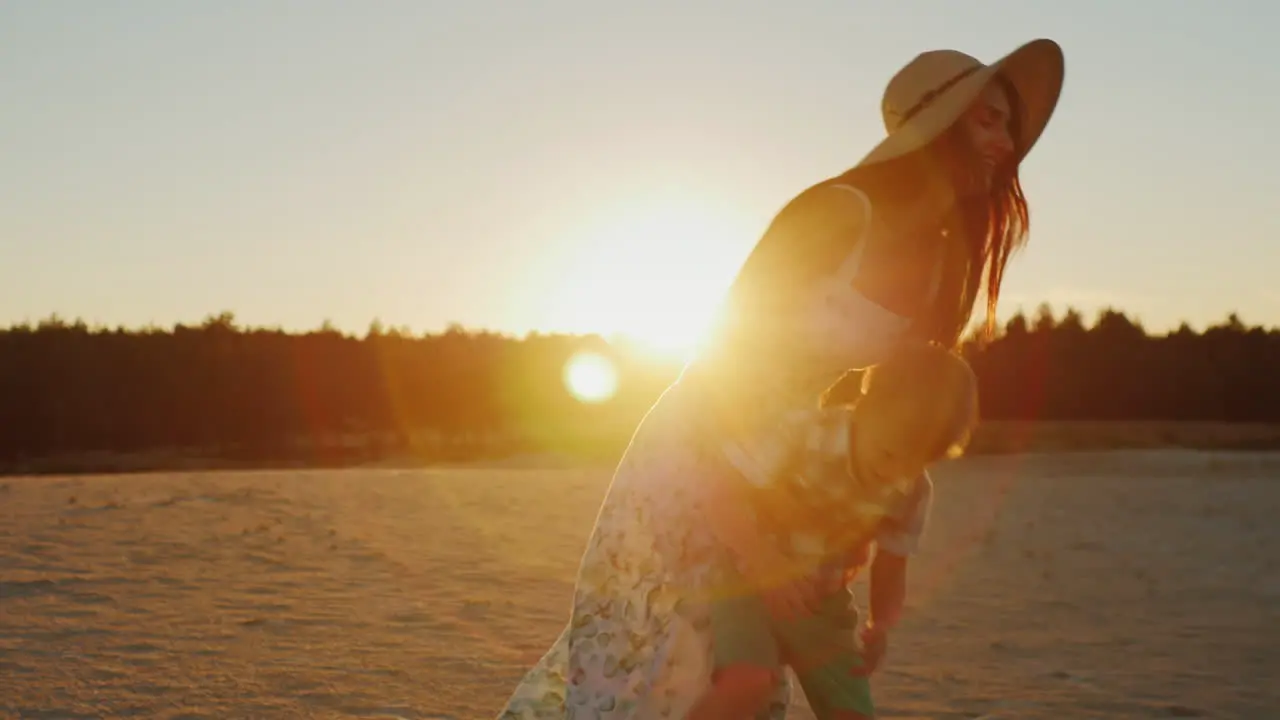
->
[563, 351, 618, 404]
[551, 193, 752, 361]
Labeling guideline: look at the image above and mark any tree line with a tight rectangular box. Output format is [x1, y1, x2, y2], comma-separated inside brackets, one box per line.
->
[1, 305, 1277, 471]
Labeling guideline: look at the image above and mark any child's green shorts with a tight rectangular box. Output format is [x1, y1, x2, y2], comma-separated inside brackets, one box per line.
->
[710, 587, 874, 719]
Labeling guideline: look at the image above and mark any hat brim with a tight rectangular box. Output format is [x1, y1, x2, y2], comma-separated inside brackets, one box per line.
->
[855, 38, 1065, 169]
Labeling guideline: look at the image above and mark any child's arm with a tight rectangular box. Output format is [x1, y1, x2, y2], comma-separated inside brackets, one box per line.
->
[868, 473, 933, 612]
[861, 473, 933, 671]
[858, 551, 906, 676]
[867, 551, 909, 630]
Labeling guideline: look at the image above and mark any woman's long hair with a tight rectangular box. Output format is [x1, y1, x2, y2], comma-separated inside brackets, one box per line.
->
[708, 76, 1030, 355]
[837, 75, 1030, 346]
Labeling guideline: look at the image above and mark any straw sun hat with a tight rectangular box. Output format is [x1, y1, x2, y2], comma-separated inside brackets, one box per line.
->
[857, 38, 1066, 168]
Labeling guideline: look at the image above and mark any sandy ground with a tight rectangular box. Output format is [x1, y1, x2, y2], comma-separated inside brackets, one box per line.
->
[1, 451, 1277, 719]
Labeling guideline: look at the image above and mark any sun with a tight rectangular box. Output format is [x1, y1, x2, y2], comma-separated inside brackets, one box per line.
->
[550, 192, 754, 361]
[563, 351, 619, 403]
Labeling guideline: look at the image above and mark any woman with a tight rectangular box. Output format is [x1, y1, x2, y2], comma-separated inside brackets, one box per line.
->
[497, 39, 1065, 719]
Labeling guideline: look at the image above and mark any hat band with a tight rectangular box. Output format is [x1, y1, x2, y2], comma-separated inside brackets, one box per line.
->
[899, 66, 982, 124]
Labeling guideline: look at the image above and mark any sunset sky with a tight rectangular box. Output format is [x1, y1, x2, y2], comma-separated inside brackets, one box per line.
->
[3, 1, 1276, 355]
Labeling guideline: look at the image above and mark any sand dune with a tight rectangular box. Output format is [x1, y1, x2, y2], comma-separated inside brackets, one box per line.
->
[1, 451, 1277, 718]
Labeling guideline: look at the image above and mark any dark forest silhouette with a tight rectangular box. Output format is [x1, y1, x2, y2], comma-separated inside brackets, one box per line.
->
[3, 304, 1279, 474]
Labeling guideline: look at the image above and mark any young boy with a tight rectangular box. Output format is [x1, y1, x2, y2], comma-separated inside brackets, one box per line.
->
[689, 342, 978, 720]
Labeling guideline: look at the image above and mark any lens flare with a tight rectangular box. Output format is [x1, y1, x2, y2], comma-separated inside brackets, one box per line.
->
[563, 351, 618, 403]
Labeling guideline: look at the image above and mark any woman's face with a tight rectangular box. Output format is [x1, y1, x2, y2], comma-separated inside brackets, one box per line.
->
[950, 81, 1016, 194]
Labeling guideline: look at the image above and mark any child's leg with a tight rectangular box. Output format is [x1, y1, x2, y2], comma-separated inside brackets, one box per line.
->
[687, 593, 783, 720]
[685, 665, 777, 720]
[775, 590, 876, 719]
[786, 637, 875, 719]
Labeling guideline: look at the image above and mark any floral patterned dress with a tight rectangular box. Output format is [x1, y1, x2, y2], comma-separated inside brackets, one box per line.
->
[495, 185, 933, 720]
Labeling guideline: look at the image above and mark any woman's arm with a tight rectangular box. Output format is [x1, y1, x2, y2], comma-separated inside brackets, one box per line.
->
[697, 409, 826, 617]
[699, 409, 814, 568]
[716, 183, 924, 370]
[700, 477, 819, 620]
[694, 188, 914, 530]
[701, 479, 795, 581]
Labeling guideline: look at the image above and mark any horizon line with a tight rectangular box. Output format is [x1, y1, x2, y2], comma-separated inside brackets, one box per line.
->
[3, 304, 1268, 339]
